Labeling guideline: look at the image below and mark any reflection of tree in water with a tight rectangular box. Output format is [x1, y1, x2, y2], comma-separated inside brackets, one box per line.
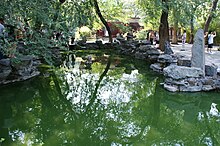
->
[0, 79, 38, 145]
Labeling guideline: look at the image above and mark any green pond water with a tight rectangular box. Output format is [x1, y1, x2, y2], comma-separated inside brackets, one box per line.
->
[0, 50, 220, 146]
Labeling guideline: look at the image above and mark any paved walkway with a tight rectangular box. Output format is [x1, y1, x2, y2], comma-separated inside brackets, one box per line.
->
[171, 44, 220, 72]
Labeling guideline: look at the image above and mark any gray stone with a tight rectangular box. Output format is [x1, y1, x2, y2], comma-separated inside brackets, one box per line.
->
[0, 59, 12, 80]
[164, 41, 174, 55]
[11, 56, 34, 76]
[0, 59, 11, 66]
[138, 45, 151, 52]
[186, 78, 197, 86]
[177, 57, 191, 67]
[150, 63, 163, 73]
[140, 40, 151, 45]
[148, 55, 159, 62]
[179, 84, 202, 92]
[163, 65, 204, 80]
[164, 84, 179, 92]
[165, 78, 188, 86]
[146, 48, 160, 56]
[191, 29, 205, 74]
[158, 54, 175, 63]
[201, 77, 215, 85]
[205, 64, 218, 78]
[215, 80, 220, 89]
[202, 85, 214, 91]
[0, 66, 12, 80]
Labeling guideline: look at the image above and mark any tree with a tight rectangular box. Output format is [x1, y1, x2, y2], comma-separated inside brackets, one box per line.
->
[93, 0, 113, 43]
[159, 0, 169, 51]
[204, 0, 219, 33]
[171, 6, 180, 44]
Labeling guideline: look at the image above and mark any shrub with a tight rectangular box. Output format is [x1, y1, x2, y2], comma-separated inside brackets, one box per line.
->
[135, 29, 147, 40]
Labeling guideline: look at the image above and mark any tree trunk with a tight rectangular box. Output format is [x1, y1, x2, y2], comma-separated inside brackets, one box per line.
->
[171, 10, 178, 44]
[159, 0, 169, 51]
[189, 15, 194, 44]
[93, 0, 113, 43]
[171, 24, 178, 44]
[204, 0, 219, 33]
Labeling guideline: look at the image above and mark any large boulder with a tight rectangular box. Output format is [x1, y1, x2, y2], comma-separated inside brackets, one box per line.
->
[164, 41, 174, 55]
[11, 56, 34, 76]
[205, 63, 218, 78]
[163, 65, 204, 80]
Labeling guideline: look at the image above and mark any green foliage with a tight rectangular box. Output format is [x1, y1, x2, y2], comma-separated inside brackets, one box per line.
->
[0, 0, 98, 65]
[108, 67, 125, 79]
[135, 29, 148, 40]
[98, 0, 125, 22]
[137, 0, 220, 34]
[78, 26, 92, 39]
[91, 62, 105, 74]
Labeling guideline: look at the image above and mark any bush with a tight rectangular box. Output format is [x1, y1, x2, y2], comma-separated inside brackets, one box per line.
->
[78, 26, 92, 40]
[135, 29, 147, 40]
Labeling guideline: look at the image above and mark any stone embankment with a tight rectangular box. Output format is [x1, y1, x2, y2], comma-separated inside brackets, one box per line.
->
[0, 56, 41, 85]
[1, 32, 219, 92]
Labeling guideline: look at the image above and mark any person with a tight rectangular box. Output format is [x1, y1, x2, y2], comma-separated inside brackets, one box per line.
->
[182, 30, 186, 47]
[207, 31, 216, 53]
[149, 30, 155, 45]
[155, 31, 159, 48]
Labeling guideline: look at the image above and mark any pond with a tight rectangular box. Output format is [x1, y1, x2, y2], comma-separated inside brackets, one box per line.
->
[0, 50, 220, 146]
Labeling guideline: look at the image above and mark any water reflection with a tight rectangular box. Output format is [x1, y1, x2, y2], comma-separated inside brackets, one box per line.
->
[0, 52, 220, 146]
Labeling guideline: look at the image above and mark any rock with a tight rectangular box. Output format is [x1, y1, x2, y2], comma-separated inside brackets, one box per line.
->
[191, 29, 205, 73]
[177, 57, 191, 67]
[140, 40, 151, 45]
[164, 84, 179, 92]
[163, 65, 204, 80]
[165, 78, 188, 86]
[135, 52, 147, 60]
[215, 79, 220, 89]
[146, 48, 160, 56]
[201, 77, 215, 85]
[158, 54, 177, 64]
[179, 84, 202, 92]
[0, 66, 12, 80]
[202, 85, 214, 91]
[10, 56, 40, 78]
[186, 78, 197, 86]
[164, 41, 174, 55]
[150, 63, 163, 73]
[148, 55, 159, 63]
[0, 59, 12, 80]
[0, 58, 11, 66]
[205, 64, 218, 78]
[138, 45, 152, 52]
[0, 56, 41, 85]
